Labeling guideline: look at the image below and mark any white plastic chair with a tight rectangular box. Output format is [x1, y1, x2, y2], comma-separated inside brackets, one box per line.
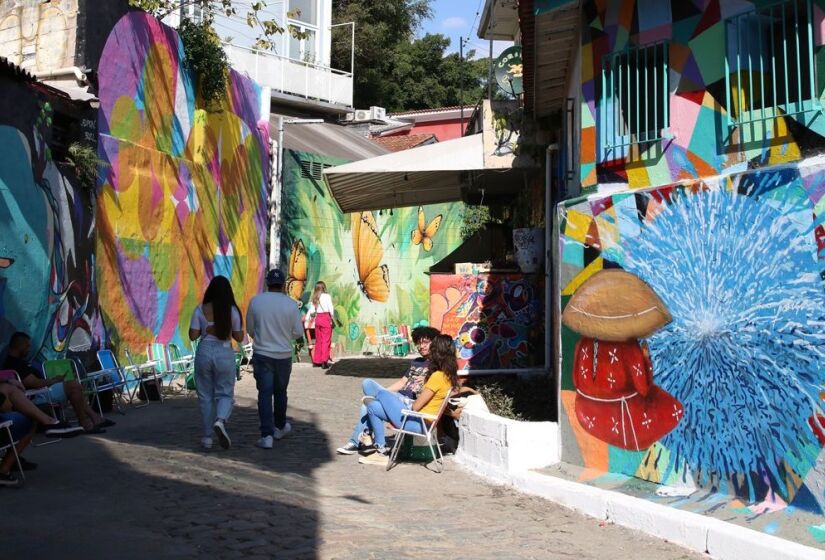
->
[386, 389, 455, 473]
[0, 419, 24, 481]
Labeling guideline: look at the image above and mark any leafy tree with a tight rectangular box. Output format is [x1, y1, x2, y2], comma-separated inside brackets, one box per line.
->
[332, 0, 489, 111]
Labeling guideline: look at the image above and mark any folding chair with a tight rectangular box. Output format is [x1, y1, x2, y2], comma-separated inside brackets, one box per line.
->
[0, 370, 60, 447]
[385, 325, 408, 357]
[386, 389, 455, 473]
[124, 349, 165, 404]
[167, 343, 195, 393]
[0, 419, 24, 482]
[147, 343, 184, 393]
[66, 357, 113, 416]
[363, 325, 391, 357]
[96, 350, 139, 410]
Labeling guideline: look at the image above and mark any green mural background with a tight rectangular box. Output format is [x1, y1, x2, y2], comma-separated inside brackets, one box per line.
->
[280, 149, 467, 354]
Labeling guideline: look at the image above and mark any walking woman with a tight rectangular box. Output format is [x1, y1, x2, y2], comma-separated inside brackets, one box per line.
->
[189, 275, 244, 450]
[306, 281, 335, 369]
[359, 334, 458, 465]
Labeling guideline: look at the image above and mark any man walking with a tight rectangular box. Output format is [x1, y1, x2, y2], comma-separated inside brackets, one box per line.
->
[246, 269, 304, 449]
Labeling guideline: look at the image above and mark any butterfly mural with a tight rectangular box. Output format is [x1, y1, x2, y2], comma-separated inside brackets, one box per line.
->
[286, 239, 308, 301]
[411, 206, 443, 252]
[352, 211, 390, 302]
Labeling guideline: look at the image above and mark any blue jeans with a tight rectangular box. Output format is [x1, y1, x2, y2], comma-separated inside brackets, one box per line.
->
[366, 389, 425, 447]
[348, 379, 402, 444]
[194, 340, 237, 438]
[252, 354, 292, 437]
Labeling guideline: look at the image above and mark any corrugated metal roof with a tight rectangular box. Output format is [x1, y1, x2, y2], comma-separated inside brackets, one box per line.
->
[275, 118, 389, 161]
[371, 133, 437, 152]
[0, 56, 37, 83]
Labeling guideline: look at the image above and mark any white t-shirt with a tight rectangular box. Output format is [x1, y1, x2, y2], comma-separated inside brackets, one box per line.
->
[304, 293, 334, 328]
[246, 291, 305, 359]
[189, 305, 242, 343]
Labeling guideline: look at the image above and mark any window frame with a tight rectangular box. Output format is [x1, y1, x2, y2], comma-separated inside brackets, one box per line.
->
[287, 0, 320, 64]
[598, 40, 670, 162]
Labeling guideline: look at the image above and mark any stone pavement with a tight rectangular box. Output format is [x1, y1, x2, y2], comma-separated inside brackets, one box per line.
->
[2, 362, 701, 560]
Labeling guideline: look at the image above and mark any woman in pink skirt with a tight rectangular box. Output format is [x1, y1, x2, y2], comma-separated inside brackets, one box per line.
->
[306, 281, 335, 369]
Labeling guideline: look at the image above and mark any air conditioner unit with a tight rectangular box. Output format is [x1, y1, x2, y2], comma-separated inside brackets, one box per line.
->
[342, 112, 356, 121]
[354, 109, 370, 121]
[370, 106, 386, 120]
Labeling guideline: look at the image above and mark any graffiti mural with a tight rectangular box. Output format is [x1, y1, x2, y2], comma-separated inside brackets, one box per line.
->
[578, 0, 825, 192]
[559, 160, 825, 524]
[0, 69, 102, 359]
[430, 273, 542, 370]
[0, 0, 79, 72]
[280, 149, 465, 354]
[96, 12, 269, 353]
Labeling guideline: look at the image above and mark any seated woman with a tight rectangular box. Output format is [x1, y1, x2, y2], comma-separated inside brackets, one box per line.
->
[359, 334, 458, 466]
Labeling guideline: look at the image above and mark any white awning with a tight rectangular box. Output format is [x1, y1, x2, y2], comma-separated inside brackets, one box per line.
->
[323, 134, 485, 213]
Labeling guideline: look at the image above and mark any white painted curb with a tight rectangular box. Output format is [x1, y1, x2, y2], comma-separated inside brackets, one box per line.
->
[454, 459, 825, 560]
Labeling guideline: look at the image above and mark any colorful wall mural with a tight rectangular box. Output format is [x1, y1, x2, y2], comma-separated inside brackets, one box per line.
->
[96, 12, 269, 353]
[430, 273, 543, 370]
[280, 149, 465, 354]
[578, 0, 825, 192]
[558, 159, 825, 523]
[0, 70, 103, 360]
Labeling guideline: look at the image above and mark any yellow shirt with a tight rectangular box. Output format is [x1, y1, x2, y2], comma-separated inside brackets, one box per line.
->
[420, 370, 453, 417]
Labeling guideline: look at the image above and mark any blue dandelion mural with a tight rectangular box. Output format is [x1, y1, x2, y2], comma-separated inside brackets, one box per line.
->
[623, 187, 825, 501]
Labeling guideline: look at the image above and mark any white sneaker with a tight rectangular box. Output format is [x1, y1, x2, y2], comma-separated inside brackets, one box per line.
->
[201, 437, 213, 449]
[213, 419, 231, 449]
[256, 435, 274, 449]
[273, 422, 292, 440]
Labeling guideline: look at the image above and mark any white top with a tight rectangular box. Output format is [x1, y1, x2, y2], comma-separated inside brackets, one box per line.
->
[304, 293, 334, 328]
[246, 292, 304, 359]
[189, 305, 242, 343]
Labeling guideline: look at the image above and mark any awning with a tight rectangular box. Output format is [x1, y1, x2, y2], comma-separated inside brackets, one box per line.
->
[323, 134, 485, 213]
[275, 117, 388, 161]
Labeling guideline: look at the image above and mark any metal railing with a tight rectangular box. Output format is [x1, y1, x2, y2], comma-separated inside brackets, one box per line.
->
[599, 41, 670, 160]
[724, 0, 820, 135]
[223, 43, 353, 107]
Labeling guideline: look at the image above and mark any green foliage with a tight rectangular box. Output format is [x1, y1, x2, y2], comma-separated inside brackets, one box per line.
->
[178, 19, 229, 108]
[332, 1, 486, 111]
[470, 375, 557, 422]
[460, 205, 491, 239]
[65, 142, 106, 191]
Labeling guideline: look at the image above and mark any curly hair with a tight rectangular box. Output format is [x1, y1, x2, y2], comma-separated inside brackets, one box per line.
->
[428, 334, 459, 387]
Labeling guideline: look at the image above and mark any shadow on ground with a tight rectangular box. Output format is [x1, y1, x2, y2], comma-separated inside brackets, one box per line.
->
[324, 357, 411, 379]
[2, 394, 331, 560]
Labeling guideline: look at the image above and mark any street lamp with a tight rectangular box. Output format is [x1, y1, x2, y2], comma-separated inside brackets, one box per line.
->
[269, 117, 324, 269]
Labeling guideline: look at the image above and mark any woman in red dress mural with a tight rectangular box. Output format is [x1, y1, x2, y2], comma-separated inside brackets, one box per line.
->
[562, 269, 683, 451]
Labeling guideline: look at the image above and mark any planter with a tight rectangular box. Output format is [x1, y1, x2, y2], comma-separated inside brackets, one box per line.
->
[455, 408, 560, 479]
[513, 227, 544, 273]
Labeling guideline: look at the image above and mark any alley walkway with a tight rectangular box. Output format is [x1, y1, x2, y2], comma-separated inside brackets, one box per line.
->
[3, 363, 700, 559]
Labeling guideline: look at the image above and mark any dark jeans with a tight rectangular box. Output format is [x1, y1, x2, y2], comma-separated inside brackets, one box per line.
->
[251, 354, 293, 437]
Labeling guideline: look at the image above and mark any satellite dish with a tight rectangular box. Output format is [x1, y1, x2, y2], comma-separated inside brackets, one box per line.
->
[494, 46, 523, 96]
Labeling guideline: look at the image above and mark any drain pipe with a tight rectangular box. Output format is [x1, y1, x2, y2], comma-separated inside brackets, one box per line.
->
[33, 66, 89, 84]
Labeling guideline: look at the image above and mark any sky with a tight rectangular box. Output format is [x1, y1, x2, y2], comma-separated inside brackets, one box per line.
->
[420, 0, 513, 60]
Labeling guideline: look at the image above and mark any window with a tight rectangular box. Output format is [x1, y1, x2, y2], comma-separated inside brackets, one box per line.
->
[289, 25, 317, 63]
[724, 0, 818, 132]
[299, 160, 330, 180]
[599, 41, 669, 160]
[289, 0, 318, 26]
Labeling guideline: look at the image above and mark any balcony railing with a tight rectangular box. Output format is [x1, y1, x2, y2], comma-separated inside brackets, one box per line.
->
[223, 43, 353, 108]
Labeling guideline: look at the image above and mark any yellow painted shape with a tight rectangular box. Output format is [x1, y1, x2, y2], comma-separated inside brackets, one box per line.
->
[562, 256, 604, 296]
[768, 115, 801, 165]
[581, 42, 594, 84]
[626, 162, 650, 189]
[561, 390, 609, 471]
[564, 209, 592, 244]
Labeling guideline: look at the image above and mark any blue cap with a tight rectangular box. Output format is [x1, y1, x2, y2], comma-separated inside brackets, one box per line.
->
[266, 269, 286, 286]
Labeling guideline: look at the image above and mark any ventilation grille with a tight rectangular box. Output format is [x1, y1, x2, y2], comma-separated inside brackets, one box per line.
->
[299, 160, 331, 180]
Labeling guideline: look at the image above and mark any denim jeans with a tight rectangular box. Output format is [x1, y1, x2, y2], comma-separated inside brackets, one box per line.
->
[194, 340, 237, 438]
[252, 354, 293, 437]
[366, 389, 425, 447]
[347, 378, 407, 444]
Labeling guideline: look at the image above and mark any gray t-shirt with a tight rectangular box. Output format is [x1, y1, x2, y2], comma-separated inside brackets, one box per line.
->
[246, 292, 304, 359]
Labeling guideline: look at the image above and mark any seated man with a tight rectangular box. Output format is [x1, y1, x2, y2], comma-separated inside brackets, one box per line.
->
[0, 380, 82, 480]
[336, 326, 440, 455]
[4, 332, 113, 433]
[0, 394, 34, 488]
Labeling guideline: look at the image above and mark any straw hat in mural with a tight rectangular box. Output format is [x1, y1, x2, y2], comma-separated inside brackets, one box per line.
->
[562, 269, 671, 341]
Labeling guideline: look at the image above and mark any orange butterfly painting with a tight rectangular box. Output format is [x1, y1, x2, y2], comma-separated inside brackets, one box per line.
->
[411, 206, 442, 252]
[352, 211, 390, 302]
[286, 239, 307, 301]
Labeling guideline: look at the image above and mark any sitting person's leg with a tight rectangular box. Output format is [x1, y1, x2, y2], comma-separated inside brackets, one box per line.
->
[62, 380, 105, 430]
[0, 384, 55, 425]
[0, 411, 34, 486]
[365, 389, 425, 450]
